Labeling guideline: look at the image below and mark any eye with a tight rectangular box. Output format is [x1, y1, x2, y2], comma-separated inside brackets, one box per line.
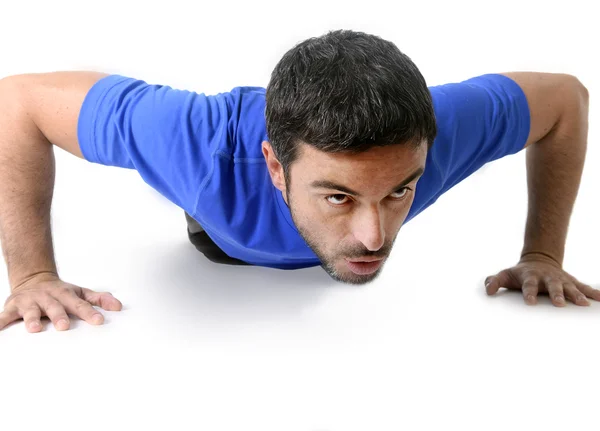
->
[326, 194, 351, 206]
[325, 187, 412, 207]
[390, 187, 411, 199]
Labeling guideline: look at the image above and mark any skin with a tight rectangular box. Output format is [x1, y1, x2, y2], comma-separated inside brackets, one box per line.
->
[0, 70, 597, 334]
[263, 140, 428, 285]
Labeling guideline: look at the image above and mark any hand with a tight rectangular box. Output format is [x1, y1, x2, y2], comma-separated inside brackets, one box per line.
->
[0, 273, 123, 332]
[484, 254, 600, 307]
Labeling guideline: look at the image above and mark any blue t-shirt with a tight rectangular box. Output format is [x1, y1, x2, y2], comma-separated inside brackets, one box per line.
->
[77, 73, 530, 269]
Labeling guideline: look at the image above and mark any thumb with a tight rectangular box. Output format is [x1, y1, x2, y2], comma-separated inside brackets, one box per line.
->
[485, 269, 512, 296]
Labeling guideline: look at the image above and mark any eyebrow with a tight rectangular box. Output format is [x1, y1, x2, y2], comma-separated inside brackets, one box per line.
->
[310, 166, 425, 198]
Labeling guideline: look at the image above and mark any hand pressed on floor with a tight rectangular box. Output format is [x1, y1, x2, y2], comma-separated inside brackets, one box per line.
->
[485, 255, 600, 307]
[0, 273, 122, 332]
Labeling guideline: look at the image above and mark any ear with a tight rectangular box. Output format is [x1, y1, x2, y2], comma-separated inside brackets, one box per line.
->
[261, 141, 286, 192]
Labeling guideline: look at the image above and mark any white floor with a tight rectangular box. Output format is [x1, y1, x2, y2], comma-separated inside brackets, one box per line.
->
[1, 1, 599, 430]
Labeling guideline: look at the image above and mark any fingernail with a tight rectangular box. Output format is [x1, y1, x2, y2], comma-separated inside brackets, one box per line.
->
[526, 295, 536, 304]
[556, 296, 565, 304]
[92, 314, 103, 324]
[29, 321, 40, 329]
[58, 319, 69, 327]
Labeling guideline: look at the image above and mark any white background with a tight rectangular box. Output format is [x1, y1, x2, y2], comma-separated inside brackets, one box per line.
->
[0, 0, 598, 430]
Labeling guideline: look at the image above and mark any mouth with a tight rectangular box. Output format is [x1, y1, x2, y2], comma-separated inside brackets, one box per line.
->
[344, 257, 384, 275]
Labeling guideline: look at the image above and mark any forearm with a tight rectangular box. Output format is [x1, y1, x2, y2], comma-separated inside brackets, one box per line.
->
[521, 86, 589, 267]
[0, 78, 58, 291]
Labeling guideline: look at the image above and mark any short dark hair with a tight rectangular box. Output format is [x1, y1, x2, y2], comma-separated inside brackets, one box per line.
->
[265, 29, 437, 184]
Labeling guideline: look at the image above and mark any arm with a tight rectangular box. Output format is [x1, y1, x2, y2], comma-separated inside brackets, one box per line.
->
[0, 71, 107, 290]
[2, 70, 227, 290]
[499, 72, 589, 267]
[0, 71, 123, 333]
[484, 72, 596, 307]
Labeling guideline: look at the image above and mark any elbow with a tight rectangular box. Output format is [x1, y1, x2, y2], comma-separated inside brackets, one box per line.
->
[557, 75, 589, 145]
[565, 74, 589, 106]
[0, 74, 27, 111]
[556, 74, 590, 128]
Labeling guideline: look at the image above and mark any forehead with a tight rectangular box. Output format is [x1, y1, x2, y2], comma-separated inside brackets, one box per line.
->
[294, 142, 426, 178]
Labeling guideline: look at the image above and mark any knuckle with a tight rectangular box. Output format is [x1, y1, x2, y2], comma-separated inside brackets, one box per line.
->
[547, 281, 562, 290]
[35, 294, 55, 310]
[4, 294, 17, 307]
[51, 286, 72, 298]
[521, 271, 534, 279]
[8, 292, 34, 307]
[45, 305, 65, 318]
[565, 288, 579, 298]
[51, 301, 67, 311]
[524, 274, 540, 283]
[74, 300, 91, 312]
[524, 285, 539, 294]
[22, 304, 40, 314]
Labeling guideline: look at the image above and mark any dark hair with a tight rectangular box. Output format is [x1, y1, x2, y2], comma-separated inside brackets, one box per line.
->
[265, 29, 437, 184]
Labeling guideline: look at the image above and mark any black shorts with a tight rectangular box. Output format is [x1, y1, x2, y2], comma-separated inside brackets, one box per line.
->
[185, 212, 251, 266]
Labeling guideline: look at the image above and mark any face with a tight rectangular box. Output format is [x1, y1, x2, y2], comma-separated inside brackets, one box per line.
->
[263, 140, 428, 285]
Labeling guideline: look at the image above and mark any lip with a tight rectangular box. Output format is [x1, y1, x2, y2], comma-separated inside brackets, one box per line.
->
[346, 257, 383, 263]
[345, 258, 383, 275]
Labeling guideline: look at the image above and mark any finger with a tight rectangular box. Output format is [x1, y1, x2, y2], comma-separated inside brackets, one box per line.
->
[563, 282, 590, 306]
[51, 287, 104, 325]
[61, 296, 104, 325]
[80, 288, 123, 311]
[575, 282, 600, 302]
[0, 307, 21, 331]
[36, 296, 70, 331]
[21, 303, 44, 333]
[545, 280, 566, 306]
[485, 270, 512, 295]
[521, 277, 539, 305]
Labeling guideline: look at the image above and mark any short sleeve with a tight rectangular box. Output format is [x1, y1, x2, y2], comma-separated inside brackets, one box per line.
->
[430, 73, 531, 189]
[77, 75, 232, 214]
[406, 73, 530, 222]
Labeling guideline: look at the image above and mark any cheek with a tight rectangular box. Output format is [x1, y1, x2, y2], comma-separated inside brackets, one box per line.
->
[305, 206, 346, 240]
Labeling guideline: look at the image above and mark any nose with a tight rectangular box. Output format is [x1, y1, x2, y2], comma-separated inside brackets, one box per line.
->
[352, 206, 385, 252]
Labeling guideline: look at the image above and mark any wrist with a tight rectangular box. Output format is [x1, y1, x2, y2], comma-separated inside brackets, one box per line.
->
[11, 270, 59, 292]
[519, 250, 562, 268]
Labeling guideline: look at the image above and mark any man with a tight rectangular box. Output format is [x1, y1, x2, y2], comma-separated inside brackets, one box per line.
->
[0, 30, 595, 334]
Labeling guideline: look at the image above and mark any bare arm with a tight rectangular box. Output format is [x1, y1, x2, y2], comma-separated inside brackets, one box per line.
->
[0, 71, 122, 333]
[485, 72, 595, 307]
[499, 72, 589, 268]
[0, 71, 107, 290]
